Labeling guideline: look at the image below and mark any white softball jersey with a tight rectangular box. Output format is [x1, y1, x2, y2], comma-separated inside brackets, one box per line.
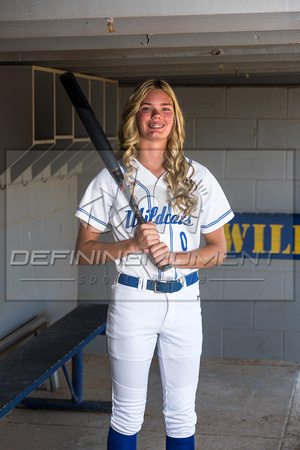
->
[75, 157, 234, 280]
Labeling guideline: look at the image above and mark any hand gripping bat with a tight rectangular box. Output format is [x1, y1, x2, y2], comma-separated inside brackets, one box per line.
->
[60, 71, 171, 272]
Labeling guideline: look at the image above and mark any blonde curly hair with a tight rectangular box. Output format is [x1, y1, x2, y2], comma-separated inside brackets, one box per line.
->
[117, 79, 198, 218]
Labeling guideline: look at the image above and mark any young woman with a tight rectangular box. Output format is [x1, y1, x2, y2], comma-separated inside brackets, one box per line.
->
[75, 79, 234, 449]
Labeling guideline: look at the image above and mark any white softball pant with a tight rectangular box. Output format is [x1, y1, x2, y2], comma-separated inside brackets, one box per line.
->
[106, 277, 202, 438]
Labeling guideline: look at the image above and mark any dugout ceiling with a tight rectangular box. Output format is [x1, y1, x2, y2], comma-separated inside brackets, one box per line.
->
[1, 1, 300, 86]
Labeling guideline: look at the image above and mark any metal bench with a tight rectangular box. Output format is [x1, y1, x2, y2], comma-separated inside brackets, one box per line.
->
[0, 303, 111, 419]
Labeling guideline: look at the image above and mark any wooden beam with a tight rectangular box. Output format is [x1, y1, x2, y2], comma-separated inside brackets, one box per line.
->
[0, 12, 299, 39]
[2, 0, 300, 20]
[1, 30, 300, 53]
[2, 43, 300, 64]
[3, 57, 300, 79]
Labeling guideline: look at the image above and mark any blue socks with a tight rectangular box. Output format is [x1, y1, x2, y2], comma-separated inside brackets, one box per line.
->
[107, 427, 194, 449]
[107, 427, 137, 449]
[166, 435, 195, 449]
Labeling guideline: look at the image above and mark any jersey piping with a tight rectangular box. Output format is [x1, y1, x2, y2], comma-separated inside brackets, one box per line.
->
[201, 208, 233, 231]
[76, 206, 108, 228]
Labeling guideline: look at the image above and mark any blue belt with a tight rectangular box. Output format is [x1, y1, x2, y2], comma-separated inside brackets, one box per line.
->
[118, 271, 199, 294]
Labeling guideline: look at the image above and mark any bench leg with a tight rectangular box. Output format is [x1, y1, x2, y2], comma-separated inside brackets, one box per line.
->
[61, 349, 83, 403]
[72, 349, 83, 403]
[62, 350, 83, 403]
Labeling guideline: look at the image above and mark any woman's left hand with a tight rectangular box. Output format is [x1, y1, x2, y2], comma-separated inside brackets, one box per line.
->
[149, 241, 171, 267]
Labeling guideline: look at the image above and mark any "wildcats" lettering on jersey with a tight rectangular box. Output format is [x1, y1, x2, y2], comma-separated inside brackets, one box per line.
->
[125, 206, 193, 229]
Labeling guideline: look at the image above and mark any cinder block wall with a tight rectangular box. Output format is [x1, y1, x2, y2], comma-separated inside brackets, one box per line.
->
[0, 176, 79, 340]
[172, 86, 299, 362]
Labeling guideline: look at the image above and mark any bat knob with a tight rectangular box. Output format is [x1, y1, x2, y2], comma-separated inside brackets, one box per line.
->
[160, 263, 172, 272]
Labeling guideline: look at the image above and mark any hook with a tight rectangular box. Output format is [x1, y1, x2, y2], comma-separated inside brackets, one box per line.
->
[0, 179, 6, 190]
[42, 174, 48, 183]
[59, 172, 65, 180]
[141, 34, 152, 46]
[22, 175, 28, 187]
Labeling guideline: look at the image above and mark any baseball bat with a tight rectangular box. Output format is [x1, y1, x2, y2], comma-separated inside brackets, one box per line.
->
[60, 71, 171, 272]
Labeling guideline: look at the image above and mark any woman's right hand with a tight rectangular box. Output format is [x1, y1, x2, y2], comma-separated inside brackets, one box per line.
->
[134, 221, 161, 254]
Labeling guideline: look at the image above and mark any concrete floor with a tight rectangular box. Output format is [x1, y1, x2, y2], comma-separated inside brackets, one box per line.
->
[0, 354, 299, 450]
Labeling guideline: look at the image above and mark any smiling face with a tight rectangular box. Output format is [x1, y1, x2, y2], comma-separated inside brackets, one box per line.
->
[136, 89, 175, 148]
